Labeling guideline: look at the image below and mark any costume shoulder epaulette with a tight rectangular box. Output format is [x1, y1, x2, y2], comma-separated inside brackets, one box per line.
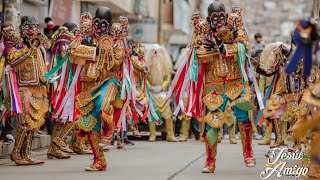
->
[110, 16, 129, 40]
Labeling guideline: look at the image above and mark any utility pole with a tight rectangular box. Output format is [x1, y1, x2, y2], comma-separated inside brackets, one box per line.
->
[3, 0, 19, 29]
[157, 0, 163, 45]
[313, 0, 320, 18]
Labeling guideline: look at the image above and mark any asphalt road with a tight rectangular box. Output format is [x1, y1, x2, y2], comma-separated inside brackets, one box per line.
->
[0, 139, 305, 180]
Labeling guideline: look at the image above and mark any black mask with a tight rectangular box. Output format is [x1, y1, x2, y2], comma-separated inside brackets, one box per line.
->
[62, 22, 79, 36]
[93, 7, 112, 38]
[207, 1, 226, 31]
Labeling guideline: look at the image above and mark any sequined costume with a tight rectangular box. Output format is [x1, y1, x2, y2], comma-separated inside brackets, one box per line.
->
[67, 13, 93, 155]
[100, 40, 146, 149]
[146, 44, 177, 142]
[45, 23, 79, 159]
[283, 18, 320, 178]
[173, 48, 193, 142]
[255, 44, 275, 146]
[290, 67, 320, 178]
[4, 17, 48, 165]
[166, 4, 257, 173]
[254, 42, 305, 149]
[71, 7, 132, 171]
[293, 81, 320, 179]
[130, 42, 148, 125]
[127, 43, 146, 137]
[125, 41, 147, 138]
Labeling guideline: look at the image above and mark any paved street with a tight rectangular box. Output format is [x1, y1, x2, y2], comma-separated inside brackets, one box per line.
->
[0, 140, 280, 180]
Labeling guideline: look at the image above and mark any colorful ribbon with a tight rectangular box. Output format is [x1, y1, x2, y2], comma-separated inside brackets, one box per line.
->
[238, 42, 264, 110]
[44, 52, 70, 80]
[190, 47, 198, 82]
[146, 87, 163, 125]
[255, 76, 276, 125]
[8, 70, 23, 113]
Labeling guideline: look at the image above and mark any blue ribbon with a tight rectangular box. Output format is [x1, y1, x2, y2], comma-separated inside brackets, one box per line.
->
[237, 42, 249, 84]
[190, 47, 198, 82]
[146, 87, 163, 125]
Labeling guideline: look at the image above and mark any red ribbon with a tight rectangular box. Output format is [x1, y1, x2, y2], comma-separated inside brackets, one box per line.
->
[130, 103, 140, 124]
[192, 64, 206, 117]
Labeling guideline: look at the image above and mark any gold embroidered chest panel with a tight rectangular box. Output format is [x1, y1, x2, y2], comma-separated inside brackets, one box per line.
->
[78, 36, 125, 82]
[17, 48, 47, 86]
[204, 43, 241, 85]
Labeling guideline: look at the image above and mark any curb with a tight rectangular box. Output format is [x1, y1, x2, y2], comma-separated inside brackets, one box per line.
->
[0, 134, 51, 158]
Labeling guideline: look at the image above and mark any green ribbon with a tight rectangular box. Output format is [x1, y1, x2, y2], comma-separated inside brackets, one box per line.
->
[44, 52, 70, 80]
[207, 128, 219, 145]
[120, 64, 132, 100]
[255, 76, 275, 124]
[237, 42, 249, 84]
[146, 87, 163, 125]
[67, 60, 73, 87]
[50, 75, 61, 84]
[190, 47, 198, 82]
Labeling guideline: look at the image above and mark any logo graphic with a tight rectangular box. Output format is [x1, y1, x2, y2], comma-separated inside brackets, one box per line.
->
[132, 25, 144, 39]
[260, 148, 309, 179]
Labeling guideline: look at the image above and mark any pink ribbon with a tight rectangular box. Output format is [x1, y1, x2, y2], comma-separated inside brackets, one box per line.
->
[9, 71, 23, 113]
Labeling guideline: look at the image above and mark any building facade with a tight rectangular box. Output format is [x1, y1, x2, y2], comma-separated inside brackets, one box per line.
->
[1, 0, 316, 44]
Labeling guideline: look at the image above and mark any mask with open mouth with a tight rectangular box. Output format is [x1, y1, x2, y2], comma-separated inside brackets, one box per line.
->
[20, 16, 39, 38]
[93, 7, 112, 38]
[207, 1, 226, 32]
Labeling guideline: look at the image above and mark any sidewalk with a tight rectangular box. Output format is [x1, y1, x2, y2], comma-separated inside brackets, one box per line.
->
[0, 134, 51, 160]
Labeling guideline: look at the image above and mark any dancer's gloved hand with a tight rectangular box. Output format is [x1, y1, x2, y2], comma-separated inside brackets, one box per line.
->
[203, 38, 216, 51]
[231, 28, 238, 39]
[81, 39, 94, 46]
[204, 36, 223, 50]
[250, 57, 259, 67]
[204, 37, 225, 53]
[203, 39, 215, 50]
